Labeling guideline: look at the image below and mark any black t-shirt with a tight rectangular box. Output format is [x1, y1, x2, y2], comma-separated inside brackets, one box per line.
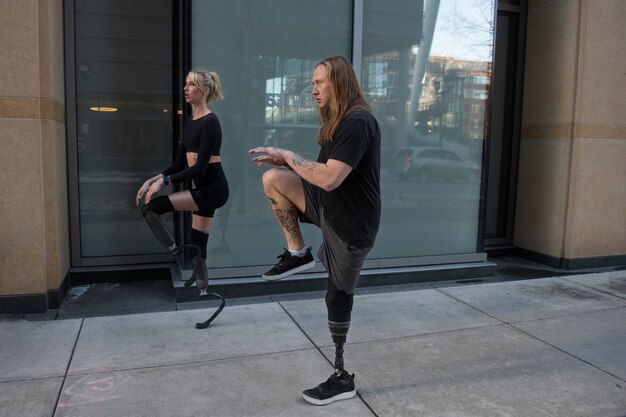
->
[318, 109, 381, 247]
[162, 113, 222, 185]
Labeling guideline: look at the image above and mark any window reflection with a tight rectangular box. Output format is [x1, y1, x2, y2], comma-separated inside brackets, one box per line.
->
[362, 0, 494, 257]
[75, 0, 175, 257]
[192, 0, 352, 268]
[191, 0, 495, 270]
[71, 0, 496, 267]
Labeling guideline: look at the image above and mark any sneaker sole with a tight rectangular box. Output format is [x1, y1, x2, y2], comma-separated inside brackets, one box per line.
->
[262, 260, 316, 281]
[302, 389, 356, 406]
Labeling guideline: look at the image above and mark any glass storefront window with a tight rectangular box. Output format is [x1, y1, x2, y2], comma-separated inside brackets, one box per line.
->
[191, 0, 352, 269]
[70, 0, 495, 270]
[188, 0, 494, 272]
[363, 0, 494, 258]
[74, 0, 176, 257]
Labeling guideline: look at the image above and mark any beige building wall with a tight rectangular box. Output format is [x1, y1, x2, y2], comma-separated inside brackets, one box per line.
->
[0, 0, 69, 307]
[515, 0, 626, 265]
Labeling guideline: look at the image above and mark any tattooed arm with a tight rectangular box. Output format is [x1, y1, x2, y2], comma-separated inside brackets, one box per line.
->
[249, 146, 352, 191]
[288, 152, 352, 191]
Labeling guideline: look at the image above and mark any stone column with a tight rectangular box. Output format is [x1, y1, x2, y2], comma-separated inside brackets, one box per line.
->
[515, 0, 626, 268]
[0, 0, 69, 313]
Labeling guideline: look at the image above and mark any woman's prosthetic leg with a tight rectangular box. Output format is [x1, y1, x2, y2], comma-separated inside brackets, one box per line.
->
[183, 229, 209, 291]
[187, 230, 225, 329]
[326, 280, 354, 374]
[141, 197, 178, 253]
[141, 198, 208, 293]
[180, 244, 209, 295]
[141, 197, 225, 328]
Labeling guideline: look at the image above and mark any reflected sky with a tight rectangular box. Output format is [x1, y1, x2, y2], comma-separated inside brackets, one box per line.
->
[431, 0, 494, 60]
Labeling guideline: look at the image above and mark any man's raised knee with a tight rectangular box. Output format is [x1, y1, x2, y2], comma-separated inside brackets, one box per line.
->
[261, 167, 284, 187]
[262, 168, 305, 211]
[262, 167, 295, 195]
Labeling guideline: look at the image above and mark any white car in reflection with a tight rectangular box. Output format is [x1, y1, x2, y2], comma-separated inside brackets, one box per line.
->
[391, 146, 480, 183]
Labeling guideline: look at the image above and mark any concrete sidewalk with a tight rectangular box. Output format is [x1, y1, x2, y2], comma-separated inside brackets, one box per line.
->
[1, 271, 625, 417]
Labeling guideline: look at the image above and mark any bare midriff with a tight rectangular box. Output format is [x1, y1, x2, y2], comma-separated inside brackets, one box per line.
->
[186, 152, 221, 167]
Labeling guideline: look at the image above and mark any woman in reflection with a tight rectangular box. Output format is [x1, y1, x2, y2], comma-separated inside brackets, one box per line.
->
[136, 70, 229, 295]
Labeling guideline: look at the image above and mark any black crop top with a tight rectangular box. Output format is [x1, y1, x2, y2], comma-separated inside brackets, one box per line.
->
[162, 113, 222, 185]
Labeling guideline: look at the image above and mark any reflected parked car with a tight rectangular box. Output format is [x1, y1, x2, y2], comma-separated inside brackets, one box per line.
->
[391, 147, 480, 183]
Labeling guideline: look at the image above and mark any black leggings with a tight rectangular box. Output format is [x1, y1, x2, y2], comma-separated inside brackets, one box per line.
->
[326, 278, 354, 323]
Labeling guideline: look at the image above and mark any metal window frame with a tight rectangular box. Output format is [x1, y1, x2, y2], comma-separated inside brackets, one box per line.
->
[483, 0, 527, 247]
[352, 0, 363, 80]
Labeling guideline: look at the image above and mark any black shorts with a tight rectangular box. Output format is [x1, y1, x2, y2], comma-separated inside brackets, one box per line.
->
[299, 179, 372, 294]
[190, 164, 229, 218]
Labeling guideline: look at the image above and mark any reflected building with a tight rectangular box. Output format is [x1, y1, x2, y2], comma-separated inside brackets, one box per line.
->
[421, 56, 491, 159]
[359, 51, 492, 163]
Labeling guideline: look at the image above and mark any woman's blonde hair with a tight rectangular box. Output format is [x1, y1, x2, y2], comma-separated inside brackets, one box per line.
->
[188, 70, 224, 103]
[316, 56, 370, 144]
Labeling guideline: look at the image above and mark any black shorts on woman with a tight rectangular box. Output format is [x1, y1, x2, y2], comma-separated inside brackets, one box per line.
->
[190, 162, 229, 218]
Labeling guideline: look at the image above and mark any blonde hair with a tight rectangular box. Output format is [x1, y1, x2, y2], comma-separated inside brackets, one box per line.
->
[316, 56, 370, 144]
[187, 70, 224, 103]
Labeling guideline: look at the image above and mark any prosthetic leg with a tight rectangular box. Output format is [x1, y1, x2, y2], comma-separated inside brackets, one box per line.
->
[141, 198, 225, 329]
[301, 278, 357, 405]
[183, 229, 226, 329]
[141, 203, 178, 253]
[326, 280, 355, 377]
[329, 321, 350, 372]
[182, 245, 225, 329]
[183, 229, 209, 291]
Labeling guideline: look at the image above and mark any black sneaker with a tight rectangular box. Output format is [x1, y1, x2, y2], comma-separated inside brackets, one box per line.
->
[262, 247, 315, 281]
[302, 370, 356, 406]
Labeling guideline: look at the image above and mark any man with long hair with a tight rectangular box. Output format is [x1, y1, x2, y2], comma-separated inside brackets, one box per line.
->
[249, 56, 381, 405]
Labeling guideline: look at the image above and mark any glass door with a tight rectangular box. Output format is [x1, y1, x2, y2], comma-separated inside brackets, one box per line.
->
[67, 0, 181, 265]
[484, 1, 526, 246]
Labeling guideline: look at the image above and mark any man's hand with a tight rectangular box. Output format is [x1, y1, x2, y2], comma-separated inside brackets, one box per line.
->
[249, 146, 352, 191]
[248, 146, 289, 166]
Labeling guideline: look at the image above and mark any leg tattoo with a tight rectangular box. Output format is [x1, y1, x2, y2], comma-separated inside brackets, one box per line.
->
[274, 206, 301, 243]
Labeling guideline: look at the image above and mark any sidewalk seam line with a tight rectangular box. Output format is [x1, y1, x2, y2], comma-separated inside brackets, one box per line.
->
[436, 283, 626, 382]
[507, 323, 626, 383]
[0, 375, 67, 384]
[341, 323, 505, 349]
[51, 318, 84, 416]
[63, 347, 316, 378]
[276, 300, 381, 417]
[433, 287, 509, 324]
[435, 286, 626, 324]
